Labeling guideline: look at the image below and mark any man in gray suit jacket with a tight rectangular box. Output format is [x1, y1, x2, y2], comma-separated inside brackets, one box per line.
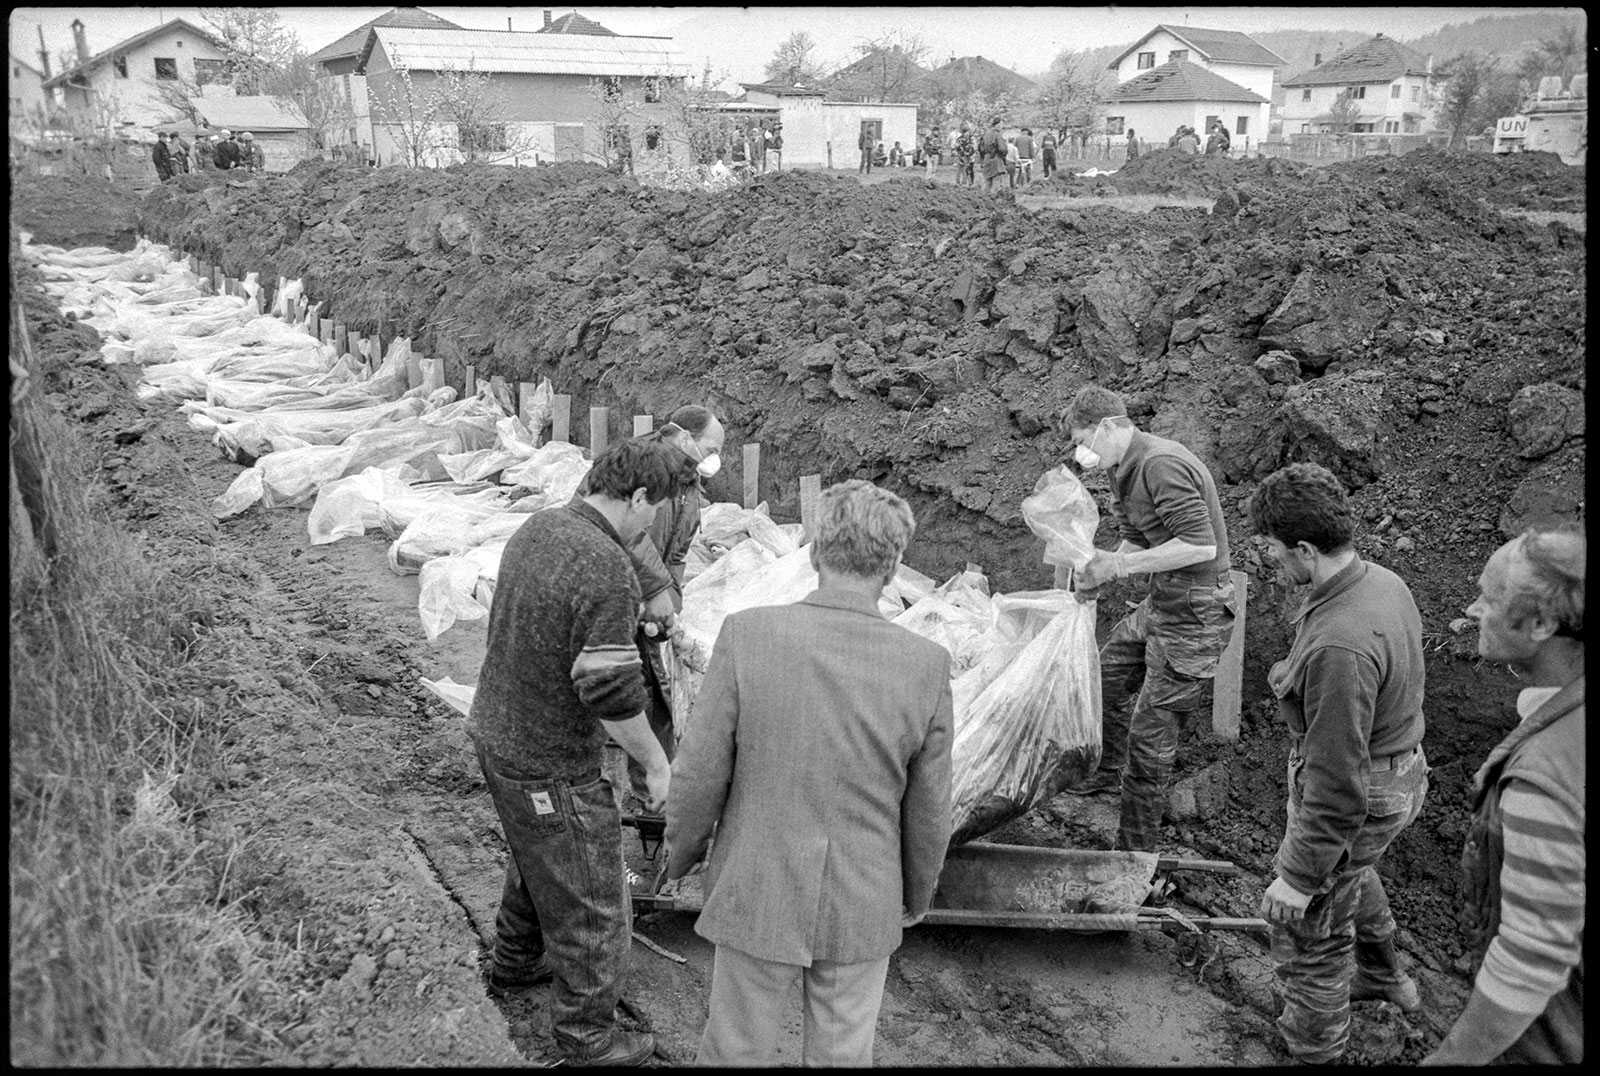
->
[665, 479, 954, 1066]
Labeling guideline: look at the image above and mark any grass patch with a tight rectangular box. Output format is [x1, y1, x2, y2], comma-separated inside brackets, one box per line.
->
[8, 260, 285, 1065]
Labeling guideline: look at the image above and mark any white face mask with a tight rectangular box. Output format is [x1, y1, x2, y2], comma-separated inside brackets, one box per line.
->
[1073, 420, 1108, 470]
[681, 431, 721, 479]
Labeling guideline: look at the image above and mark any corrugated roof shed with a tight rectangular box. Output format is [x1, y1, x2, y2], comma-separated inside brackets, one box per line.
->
[43, 18, 220, 89]
[1110, 25, 1287, 71]
[739, 81, 826, 97]
[537, 13, 617, 36]
[309, 7, 463, 65]
[358, 26, 691, 78]
[1282, 34, 1431, 87]
[195, 95, 310, 132]
[1107, 59, 1269, 104]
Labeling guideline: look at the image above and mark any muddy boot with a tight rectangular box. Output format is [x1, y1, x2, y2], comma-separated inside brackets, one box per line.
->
[1065, 767, 1122, 796]
[1350, 939, 1420, 1012]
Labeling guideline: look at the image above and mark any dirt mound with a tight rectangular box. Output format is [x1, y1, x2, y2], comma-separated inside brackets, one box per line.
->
[1041, 148, 1312, 198]
[1326, 146, 1586, 211]
[11, 172, 142, 250]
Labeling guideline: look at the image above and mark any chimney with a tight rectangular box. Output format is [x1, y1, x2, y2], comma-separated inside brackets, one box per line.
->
[37, 23, 52, 78]
[1426, 53, 1433, 75]
[702, 58, 711, 90]
[543, 10, 552, 29]
[1313, 53, 1321, 66]
[507, 17, 512, 31]
[71, 17, 89, 66]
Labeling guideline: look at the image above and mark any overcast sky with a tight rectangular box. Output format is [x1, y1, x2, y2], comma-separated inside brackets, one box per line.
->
[10, 6, 1576, 85]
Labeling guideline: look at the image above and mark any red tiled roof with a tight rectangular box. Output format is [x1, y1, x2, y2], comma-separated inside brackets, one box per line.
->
[537, 12, 617, 37]
[1107, 59, 1269, 104]
[1110, 25, 1287, 70]
[1282, 34, 1431, 87]
[308, 7, 463, 65]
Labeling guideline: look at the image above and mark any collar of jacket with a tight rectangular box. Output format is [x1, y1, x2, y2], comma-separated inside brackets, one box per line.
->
[567, 499, 626, 550]
[1473, 674, 1585, 794]
[800, 587, 887, 619]
[1291, 554, 1366, 628]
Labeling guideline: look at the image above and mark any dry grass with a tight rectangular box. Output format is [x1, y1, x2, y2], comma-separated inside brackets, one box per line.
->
[9, 285, 279, 1065]
[1017, 191, 1218, 214]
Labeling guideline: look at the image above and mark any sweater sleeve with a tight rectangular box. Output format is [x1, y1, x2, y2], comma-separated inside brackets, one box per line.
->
[1143, 455, 1216, 548]
[1473, 779, 1586, 1015]
[1278, 646, 1377, 894]
[569, 565, 647, 723]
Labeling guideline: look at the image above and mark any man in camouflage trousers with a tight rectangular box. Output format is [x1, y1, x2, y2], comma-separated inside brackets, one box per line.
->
[1063, 385, 1237, 853]
[1250, 462, 1428, 1064]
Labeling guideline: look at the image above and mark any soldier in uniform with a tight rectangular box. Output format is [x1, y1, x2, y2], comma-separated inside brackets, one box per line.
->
[1063, 384, 1237, 856]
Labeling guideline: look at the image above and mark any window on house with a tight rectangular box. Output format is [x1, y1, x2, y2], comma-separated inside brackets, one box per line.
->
[643, 76, 661, 103]
[1301, 88, 1311, 101]
[193, 58, 227, 85]
[1301, 123, 1310, 133]
[1391, 83, 1402, 99]
[1235, 116, 1248, 135]
[1136, 52, 1155, 69]
[1349, 85, 1366, 99]
[459, 122, 508, 154]
[1169, 49, 1188, 62]
[1105, 115, 1125, 134]
[1411, 86, 1420, 101]
[1205, 114, 1219, 131]
[603, 76, 622, 101]
[153, 57, 178, 80]
[113, 55, 128, 78]
[1385, 120, 1399, 133]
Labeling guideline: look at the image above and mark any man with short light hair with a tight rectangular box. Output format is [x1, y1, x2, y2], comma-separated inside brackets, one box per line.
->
[1061, 384, 1237, 858]
[1248, 462, 1428, 1065]
[1425, 527, 1584, 1065]
[667, 479, 954, 1066]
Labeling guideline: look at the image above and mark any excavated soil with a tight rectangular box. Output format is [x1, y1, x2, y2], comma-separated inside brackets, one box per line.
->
[13, 145, 1585, 1065]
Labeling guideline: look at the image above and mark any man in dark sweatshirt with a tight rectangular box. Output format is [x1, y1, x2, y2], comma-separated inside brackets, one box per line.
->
[1249, 462, 1428, 1065]
[469, 437, 698, 1067]
[1062, 384, 1237, 855]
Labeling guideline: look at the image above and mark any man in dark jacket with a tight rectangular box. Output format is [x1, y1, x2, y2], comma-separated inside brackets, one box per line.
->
[469, 437, 698, 1067]
[978, 116, 1007, 190]
[857, 127, 874, 174]
[152, 132, 173, 180]
[212, 129, 240, 170]
[1039, 127, 1058, 178]
[1424, 528, 1584, 1065]
[1250, 462, 1429, 1065]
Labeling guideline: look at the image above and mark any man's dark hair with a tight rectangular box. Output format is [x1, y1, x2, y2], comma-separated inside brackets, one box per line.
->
[585, 438, 698, 505]
[1062, 384, 1128, 433]
[1248, 462, 1355, 554]
[666, 403, 718, 436]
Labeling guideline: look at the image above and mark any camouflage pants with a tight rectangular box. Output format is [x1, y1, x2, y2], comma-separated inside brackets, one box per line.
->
[1099, 570, 1236, 852]
[1270, 745, 1429, 1063]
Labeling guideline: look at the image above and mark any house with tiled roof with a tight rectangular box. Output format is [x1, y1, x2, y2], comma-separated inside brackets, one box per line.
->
[923, 55, 1037, 103]
[1104, 59, 1272, 153]
[1110, 25, 1286, 102]
[308, 7, 464, 160]
[355, 25, 690, 167]
[41, 16, 227, 133]
[535, 10, 618, 36]
[1279, 34, 1440, 135]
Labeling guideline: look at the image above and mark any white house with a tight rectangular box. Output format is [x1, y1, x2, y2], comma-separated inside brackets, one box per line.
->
[740, 82, 919, 169]
[1104, 60, 1272, 153]
[9, 51, 51, 131]
[1280, 34, 1439, 135]
[356, 24, 692, 167]
[1108, 25, 1286, 102]
[41, 17, 228, 134]
[307, 5, 464, 162]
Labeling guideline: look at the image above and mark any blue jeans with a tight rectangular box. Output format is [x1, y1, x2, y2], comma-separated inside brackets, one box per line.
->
[475, 741, 631, 1056]
[1270, 745, 1429, 1062]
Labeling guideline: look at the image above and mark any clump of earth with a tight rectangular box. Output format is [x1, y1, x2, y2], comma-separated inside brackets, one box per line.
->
[12, 143, 1584, 1065]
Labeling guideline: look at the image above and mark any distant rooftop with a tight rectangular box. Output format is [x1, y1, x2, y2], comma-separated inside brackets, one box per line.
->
[536, 12, 617, 36]
[357, 26, 690, 79]
[308, 7, 462, 65]
[1110, 25, 1288, 70]
[1282, 34, 1432, 87]
[1107, 59, 1269, 104]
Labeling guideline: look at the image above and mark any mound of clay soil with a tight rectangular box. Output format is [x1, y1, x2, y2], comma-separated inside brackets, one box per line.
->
[1047, 147, 1314, 198]
[10, 172, 143, 251]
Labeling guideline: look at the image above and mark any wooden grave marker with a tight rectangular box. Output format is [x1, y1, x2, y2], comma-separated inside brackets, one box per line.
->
[589, 406, 610, 458]
[1210, 570, 1250, 741]
[742, 443, 760, 509]
[633, 414, 654, 437]
[799, 474, 823, 542]
[551, 394, 572, 443]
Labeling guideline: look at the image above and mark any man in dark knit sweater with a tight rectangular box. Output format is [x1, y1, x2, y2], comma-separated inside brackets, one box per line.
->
[1063, 384, 1237, 854]
[1250, 462, 1428, 1064]
[469, 438, 698, 1067]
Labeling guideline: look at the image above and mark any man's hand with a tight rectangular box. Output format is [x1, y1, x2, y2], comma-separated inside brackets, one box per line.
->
[643, 763, 670, 815]
[642, 590, 676, 628]
[900, 909, 927, 928]
[1077, 550, 1123, 590]
[1260, 876, 1313, 925]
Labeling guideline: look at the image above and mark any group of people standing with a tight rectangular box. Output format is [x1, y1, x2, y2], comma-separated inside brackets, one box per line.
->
[152, 127, 263, 181]
[465, 384, 1583, 1067]
[1164, 121, 1232, 156]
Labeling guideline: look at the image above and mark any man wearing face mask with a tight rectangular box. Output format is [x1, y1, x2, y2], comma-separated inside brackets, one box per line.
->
[579, 404, 726, 809]
[1247, 462, 1428, 1065]
[1060, 385, 1236, 858]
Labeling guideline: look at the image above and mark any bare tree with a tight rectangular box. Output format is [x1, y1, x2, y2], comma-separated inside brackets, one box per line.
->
[436, 66, 541, 164]
[584, 76, 648, 170]
[153, 72, 208, 127]
[259, 50, 350, 157]
[367, 60, 451, 167]
[763, 31, 828, 86]
[199, 7, 300, 95]
[827, 30, 930, 103]
[654, 73, 733, 167]
[1326, 87, 1363, 142]
[1032, 48, 1112, 136]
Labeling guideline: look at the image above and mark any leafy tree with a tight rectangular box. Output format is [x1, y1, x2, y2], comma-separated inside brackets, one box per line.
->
[1032, 48, 1112, 138]
[1326, 87, 1363, 141]
[198, 7, 300, 96]
[1516, 23, 1585, 85]
[261, 49, 352, 155]
[1435, 50, 1507, 148]
[763, 31, 828, 86]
